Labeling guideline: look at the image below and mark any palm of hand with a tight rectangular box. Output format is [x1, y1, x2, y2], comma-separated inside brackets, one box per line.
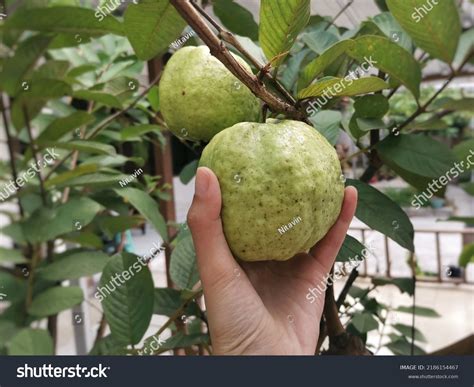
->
[188, 167, 357, 355]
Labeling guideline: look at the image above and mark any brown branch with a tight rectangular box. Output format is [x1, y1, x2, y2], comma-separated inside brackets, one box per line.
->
[170, 0, 305, 120]
[336, 268, 359, 308]
[190, 0, 297, 106]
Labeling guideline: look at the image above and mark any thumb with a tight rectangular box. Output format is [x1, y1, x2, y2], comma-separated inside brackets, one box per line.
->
[187, 167, 240, 289]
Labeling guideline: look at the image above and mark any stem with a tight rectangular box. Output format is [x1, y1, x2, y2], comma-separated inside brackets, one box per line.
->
[191, 1, 296, 105]
[23, 106, 47, 204]
[0, 95, 25, 217]
[170, 0, 305, 120]
[138, 288, 203, 355]
[336, 268, 359, 308]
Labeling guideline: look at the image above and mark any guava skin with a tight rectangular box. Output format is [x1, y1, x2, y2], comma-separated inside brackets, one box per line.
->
[159, 46, 260, 142]
[199, 120, 345, 262]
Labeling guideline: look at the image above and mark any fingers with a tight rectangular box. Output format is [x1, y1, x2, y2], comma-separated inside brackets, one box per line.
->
[187, 167, 240, 290]
[309, 186, 358, 272]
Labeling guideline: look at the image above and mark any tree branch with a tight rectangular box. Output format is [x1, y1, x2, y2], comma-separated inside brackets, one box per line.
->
[170, 0, 305, 120]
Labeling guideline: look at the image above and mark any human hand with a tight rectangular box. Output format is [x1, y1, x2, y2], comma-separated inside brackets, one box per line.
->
[187, 167, 358, 355]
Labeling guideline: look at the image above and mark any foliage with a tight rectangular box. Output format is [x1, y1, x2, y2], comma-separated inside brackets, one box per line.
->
[0, 0, 471, 356]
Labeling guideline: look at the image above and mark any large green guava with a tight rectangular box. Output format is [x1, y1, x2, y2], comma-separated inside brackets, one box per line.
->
[159, 46, 260, 142]
[199, 119, 345, 262]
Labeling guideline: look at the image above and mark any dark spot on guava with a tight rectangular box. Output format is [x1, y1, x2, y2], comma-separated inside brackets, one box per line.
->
[182, 90, 186, 95]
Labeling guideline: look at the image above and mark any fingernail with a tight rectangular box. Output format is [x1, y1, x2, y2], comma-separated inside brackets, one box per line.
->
[195, 167, 210, 197]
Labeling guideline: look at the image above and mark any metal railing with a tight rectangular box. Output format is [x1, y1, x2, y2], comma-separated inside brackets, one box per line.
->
[349, 226, 474, 284]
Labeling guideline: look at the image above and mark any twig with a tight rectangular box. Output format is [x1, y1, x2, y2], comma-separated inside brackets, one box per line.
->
[190, 0, 297, 105]
[170, 0, 305, 120]
[336, 268, 359, 308]
[325, 0, 354, 31]
[23, 106, 47, 204]
[137, 288, 203, 355]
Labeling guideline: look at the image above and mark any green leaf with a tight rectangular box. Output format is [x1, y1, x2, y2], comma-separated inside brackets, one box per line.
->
[354, 94, 389, 118]
[387, 0, 461, 63]
[372, 277, 414, 295]
[73, 89, 123, 108]
[0, 271, 27, 302]
[63, 231, 104, 249]
[179, 160, 198, 185]
[5, 6, 124, 36]
[396, 305, 440, 317]
[121, 124, 164, 141]
[393, 323, 427, 343]
[170, 232, 199, 290]
[99, 252, 154, 345]
[8, 329, 53, 355]
[153, 332, 209, 352]
[346, 179, 414, 251]
[57, 172, 130, 188]
[309, 110, 341, 145]
[458, 243, 474, 268]
[386, 336, 426, 355]
[259, 0, 311, 66]
[97, 215, 144, 239]
[346, 35, 421, 99]
[0, 247, 28, 264]
[371, 12, 413, 52]
[214, 0, 258, 41]
[299, 40, 355, 90]
[147, 85, 160, 112]
[302, 29, 339, 54]
[115, 188, 168, 242]
[153, 288, 199, 317]
[89, 334, 127, 355]
[355, 117, 386, 132]
[453, 138, 474, 171]
[350, 312, 379, 333]
[281, 48, 311, 90]
[124, 0, 186, 61]
[28, 286, 84, 317]
[405, 117, 448, 131]
[431, 97, 474, 112]
[375, 134, 458, 178]
[21, 197, 103, 243]
[45, 163, 99, 188]
[454, 28, 474, 67]
[41, 140, 116, 156]
[0, 35, 52, 96]
[336, 235, 369, 263]
[11, 79, 73, 129]
[37, 111, 95, 143]
[38, 251, 110, 281]
[298, 76, 389, 99]
[0, 321, 19, 350]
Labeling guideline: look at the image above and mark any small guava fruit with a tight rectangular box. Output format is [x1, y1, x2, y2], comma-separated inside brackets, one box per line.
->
[199, 119, 345, 262]
[159, 46, 260, 142]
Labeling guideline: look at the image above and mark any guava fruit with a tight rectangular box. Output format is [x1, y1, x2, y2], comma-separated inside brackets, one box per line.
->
[159, 46, 260, 142]
[199, 119, 344, 262]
